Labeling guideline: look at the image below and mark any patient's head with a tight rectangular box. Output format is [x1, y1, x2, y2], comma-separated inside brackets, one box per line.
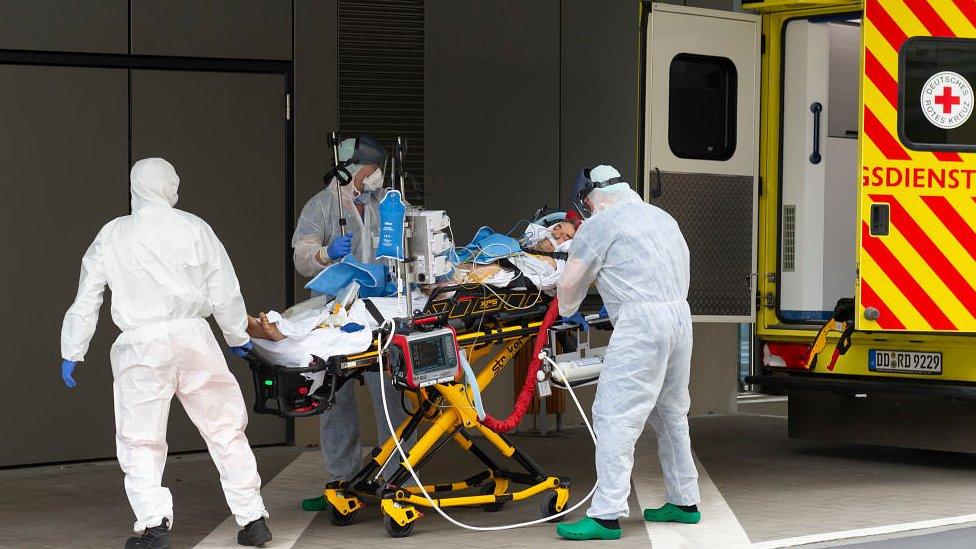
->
[528, 220, 576, 253]
[549, 221, 576, 243]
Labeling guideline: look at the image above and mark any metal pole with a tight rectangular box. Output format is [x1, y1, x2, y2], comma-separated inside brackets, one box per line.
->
[393, 136, 413, 316]
[328, 131, 347, 236]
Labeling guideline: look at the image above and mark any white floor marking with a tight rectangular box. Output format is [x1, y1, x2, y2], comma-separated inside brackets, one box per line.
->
[736, 412, 788, 419]
[193, 450, 323, 549]
[736, 396, 788, 405]
[752, 514, 976, 548]
[632, 447, 752, 548]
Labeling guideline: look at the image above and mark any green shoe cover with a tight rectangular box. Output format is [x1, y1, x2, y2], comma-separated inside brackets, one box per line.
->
[302, 495, 328, 512]
[643, 503, 701, 524]
[556, 517, 622, 541]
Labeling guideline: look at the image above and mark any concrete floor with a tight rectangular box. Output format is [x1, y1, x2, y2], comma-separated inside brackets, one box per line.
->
[0, 446, 302, 548]
[5, 401, 976, 548]
[826, 526, 976, 548]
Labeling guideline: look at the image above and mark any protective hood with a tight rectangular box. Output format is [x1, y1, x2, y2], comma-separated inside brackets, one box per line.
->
[130, 158, 179, 211]
[589, 183, 642, 213]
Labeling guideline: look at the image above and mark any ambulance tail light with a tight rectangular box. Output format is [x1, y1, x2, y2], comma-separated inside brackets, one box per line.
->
[763, 342, 810, 370]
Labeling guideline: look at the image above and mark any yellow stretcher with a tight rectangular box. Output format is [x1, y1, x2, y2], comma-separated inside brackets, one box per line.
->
[320, 316, 572, 537]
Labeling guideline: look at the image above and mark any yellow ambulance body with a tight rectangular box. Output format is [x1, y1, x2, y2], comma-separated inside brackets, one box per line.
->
[641, 0, 976, 449]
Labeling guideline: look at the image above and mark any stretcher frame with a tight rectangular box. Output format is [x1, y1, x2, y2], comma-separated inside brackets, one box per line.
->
[316, 285, 573, 537]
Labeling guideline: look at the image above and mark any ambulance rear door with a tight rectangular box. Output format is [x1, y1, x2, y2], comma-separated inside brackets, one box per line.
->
[857, 0, 976, 333]
[642, 3, 761, 322]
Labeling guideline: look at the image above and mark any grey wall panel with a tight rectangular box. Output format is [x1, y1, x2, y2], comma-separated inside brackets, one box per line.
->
[293, 0, 338, 300]
[0, 0, 127, 54]
[560, 0, 639, 209]
[131, 70, 289, 449]
[131, 0, 292, 60]
[649, 172, 753, 316]
[0, 65, 128, 466]
[425, 0, 559, 241]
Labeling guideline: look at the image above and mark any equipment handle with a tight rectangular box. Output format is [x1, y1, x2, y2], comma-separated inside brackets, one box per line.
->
[326, 130, 348, 235]
[650, 167, 663, 199]
[809, 102, 823, 165]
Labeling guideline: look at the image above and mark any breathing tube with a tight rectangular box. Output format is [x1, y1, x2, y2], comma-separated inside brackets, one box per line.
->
[481, 300, 560, 433]
[459, 350, 486, 420]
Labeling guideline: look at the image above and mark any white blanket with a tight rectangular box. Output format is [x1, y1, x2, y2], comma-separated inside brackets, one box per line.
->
[250, 292, 430, 373]
[507, 253, 565, 294]
[251, 300, 375, 393]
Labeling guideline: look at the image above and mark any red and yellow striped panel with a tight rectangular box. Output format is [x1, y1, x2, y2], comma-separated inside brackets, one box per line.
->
[858, 0, 976, 333]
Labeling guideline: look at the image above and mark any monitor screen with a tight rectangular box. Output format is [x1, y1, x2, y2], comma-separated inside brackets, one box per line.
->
[410, 335, 450, 374]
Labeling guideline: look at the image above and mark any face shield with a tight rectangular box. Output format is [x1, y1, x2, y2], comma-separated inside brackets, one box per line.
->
[326, 134, 389, 187]
[571, 165, 623, 217]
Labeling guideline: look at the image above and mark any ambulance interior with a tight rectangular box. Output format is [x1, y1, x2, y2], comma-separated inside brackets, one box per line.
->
[779, 15, 862, 323]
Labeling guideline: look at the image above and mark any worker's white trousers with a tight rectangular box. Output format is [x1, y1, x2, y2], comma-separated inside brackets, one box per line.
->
[111, 318, 267, 532]
[587, 301, 700, 520]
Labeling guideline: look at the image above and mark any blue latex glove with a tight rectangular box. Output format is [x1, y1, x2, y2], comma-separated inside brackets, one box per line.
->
[61, 359, 78, 388]
[229, 341, 253, 358]
[561, 312, 589, 331]
[326, 234, 354, 260]
[341, 322, 365, 333]
[598, 306, 608, 319]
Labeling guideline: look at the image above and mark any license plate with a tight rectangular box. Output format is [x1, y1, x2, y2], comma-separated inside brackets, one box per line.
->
[869, 350, 942, 375]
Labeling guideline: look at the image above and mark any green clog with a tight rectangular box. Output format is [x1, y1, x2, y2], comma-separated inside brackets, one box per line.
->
[301, 495, 328, 512]
[643, 503, 701, 524]
[555, 517, 622, 540]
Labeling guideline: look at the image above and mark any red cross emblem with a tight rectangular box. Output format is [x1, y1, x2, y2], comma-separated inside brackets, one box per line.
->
[921, 71, 973, 130]
[934, 86, 961, 114]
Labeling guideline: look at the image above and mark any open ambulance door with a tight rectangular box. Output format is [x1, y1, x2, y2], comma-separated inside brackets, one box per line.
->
[641, 3, 761, 322]
[856, 0, 976, 333]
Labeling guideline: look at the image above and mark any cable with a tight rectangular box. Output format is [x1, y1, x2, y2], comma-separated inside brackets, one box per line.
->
[375, 318, 599, 531]
[501, 218, 532, 238]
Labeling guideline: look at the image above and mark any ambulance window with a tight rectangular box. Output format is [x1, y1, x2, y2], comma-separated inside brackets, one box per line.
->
[899, 37, 976, 152]
[668, 54, 737, 161]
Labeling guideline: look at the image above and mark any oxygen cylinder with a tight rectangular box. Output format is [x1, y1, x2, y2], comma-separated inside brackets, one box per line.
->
[551, 355, 605, 384]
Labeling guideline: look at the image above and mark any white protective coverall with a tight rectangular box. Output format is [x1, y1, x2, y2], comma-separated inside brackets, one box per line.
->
[61, 158, 267, 531]
[292, 166, 410, 482]
[556, 183, 700, 520]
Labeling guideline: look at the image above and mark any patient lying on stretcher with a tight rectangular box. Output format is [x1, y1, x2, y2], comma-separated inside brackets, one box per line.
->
[447, 220, 576, 291]
[244, 220, 576, 345]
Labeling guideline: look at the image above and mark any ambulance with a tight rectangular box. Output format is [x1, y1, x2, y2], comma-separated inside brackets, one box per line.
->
[638, 0, 976, 451]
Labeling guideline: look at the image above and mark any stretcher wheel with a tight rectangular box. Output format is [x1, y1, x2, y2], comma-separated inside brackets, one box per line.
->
[384, 514, 415, 538]
[329, 505, 358, 526]
[479, 481, 505, 513]
[541, 492, 565, 523]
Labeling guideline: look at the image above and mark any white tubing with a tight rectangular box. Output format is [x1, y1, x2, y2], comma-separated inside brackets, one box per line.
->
[375, 319, 599, 531]
[458, 350, 486, 421]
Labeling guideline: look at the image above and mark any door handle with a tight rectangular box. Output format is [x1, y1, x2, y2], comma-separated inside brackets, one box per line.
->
[809, 102, 823, 165]
[650, 167, 663, 198]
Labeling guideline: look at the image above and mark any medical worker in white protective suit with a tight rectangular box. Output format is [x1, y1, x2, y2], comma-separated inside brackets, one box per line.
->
[59, 158, 272, 549]
[292, 135, 413, 511]
[555, 165, 700, 541]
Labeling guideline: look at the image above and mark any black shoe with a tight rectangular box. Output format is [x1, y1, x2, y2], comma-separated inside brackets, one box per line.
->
[125, 518, 171, 549]
[237, 517, 272, 547]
